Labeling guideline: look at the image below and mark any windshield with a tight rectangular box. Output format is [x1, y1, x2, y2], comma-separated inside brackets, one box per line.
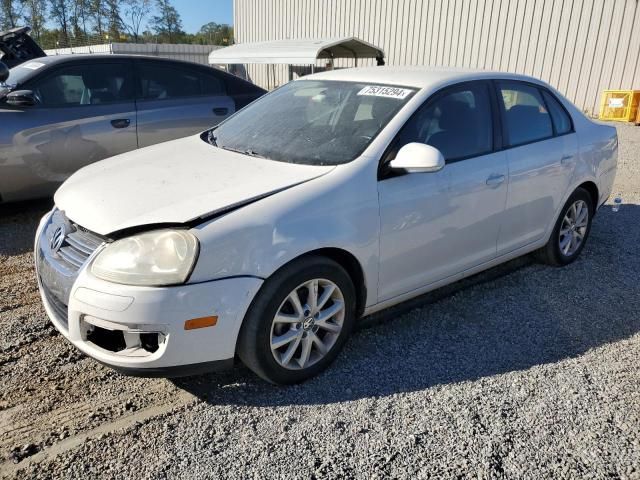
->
[1, 62, 40, 97]
[206, 80, 416, 165]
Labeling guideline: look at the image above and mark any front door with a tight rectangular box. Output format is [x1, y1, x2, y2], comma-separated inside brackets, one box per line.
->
[377, 81, 507, 301]
[4, 60, 137, 200]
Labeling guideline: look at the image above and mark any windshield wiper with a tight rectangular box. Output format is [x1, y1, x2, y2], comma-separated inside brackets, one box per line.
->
[206, 130, 218, 146]
[220, 145, 266, 159]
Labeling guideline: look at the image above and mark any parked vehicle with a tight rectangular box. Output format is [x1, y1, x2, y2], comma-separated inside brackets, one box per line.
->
[0, 53, 265, 202]
[0, 26, 46, 68]
[35, 67, 618, 384]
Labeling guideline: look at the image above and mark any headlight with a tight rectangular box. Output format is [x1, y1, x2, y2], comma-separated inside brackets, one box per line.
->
[91, 230, 199, 286]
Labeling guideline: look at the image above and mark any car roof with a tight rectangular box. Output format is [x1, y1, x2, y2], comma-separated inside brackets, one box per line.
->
[304, 65, 548, 90]
[20, 53, 210, 66]
[9, 54, 266, 93]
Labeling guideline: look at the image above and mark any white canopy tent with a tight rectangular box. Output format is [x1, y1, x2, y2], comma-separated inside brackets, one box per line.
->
[208, 37, 385, 81]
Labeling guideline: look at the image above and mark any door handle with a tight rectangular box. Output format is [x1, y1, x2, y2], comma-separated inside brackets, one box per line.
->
[212, 107, 229, 116]
[486, 174, 505, 187]
[111, 118, 131, 129]
[561, 154, 574, 165]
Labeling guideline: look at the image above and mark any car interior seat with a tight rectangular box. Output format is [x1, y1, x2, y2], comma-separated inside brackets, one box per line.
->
[506, 105, 551, 145]
[426, 100, 474, 159]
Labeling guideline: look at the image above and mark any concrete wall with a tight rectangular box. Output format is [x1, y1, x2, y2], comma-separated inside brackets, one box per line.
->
[234, 0, 640, 115]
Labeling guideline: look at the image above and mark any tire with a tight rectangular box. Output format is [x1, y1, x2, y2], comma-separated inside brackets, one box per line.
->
[237, 256, 356, 385]
[536, 187, 594, 266]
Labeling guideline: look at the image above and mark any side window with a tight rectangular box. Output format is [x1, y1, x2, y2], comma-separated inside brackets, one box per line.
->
[542, 90, 572, 135]
[32, 63, 133, 107]
[138, 63, 202, 100]
[137, 64, 226, 99]
[498, 81, 553, 146]
[200, 71, 225, 96]
[391, 82, 494, 162]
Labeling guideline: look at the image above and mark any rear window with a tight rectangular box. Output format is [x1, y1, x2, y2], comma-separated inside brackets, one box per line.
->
[542, 90, 572, 135]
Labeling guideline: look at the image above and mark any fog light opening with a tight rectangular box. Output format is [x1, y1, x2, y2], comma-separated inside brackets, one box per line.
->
[86, 326, 127, 353]
[140, 332, 160, 353]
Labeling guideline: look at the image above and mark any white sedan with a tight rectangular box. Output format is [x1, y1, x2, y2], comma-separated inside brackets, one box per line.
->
[35, 67, 618, 384]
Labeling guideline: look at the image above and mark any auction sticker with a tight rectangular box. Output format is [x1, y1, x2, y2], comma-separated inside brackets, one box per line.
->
[357, 85, 413, 99]
[21, 62, 45, 70]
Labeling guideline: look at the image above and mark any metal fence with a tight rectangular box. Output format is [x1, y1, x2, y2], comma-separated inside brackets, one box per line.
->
[43, 43, 222, 66]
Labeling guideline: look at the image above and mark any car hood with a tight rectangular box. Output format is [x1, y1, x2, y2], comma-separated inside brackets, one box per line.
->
[55, 135, 335, 236]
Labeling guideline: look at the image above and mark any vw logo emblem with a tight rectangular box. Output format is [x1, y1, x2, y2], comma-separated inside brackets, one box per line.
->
[50, 225, 66, 253]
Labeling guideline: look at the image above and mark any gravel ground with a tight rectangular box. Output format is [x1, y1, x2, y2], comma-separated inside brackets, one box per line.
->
[1, 124, 639, 479]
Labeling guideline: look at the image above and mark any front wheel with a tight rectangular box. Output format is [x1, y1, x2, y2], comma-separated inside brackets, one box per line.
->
[537, 187, 594, 266]
[237, 256, 356, 384]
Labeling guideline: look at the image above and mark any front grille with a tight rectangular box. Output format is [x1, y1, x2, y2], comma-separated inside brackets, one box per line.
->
[37, 210, 109, 326]
[40, 280, 69, 329]
[53, 225, 104, 272]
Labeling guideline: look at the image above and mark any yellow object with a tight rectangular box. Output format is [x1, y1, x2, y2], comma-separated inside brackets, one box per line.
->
[184, 316, 218, 330]
[599, 90, 640, 122]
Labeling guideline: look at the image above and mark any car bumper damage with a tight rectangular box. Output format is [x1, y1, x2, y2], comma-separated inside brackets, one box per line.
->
[35, 210, 263, 377]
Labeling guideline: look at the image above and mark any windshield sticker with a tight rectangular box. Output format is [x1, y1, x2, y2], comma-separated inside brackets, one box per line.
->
[357, 86, 413, 99]
[21, 62, 45, 70]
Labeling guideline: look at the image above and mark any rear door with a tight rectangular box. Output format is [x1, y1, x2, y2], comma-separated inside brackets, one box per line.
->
[134, 60, 235, 147]
[4, 60, 137, 200]
[495, 81, 578, 254]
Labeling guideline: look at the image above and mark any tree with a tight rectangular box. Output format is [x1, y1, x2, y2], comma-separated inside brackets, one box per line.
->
[0, 0, 25, 30]
[105, 0, 122, 40]
[49, 0, 73, 45]
[121, 0, 149, 43]
[89, 0, 106, 37]
[23, 0, 47, 40]
[71, 0, 91, 41]
[197, 21, 233, 45]
[150, 0, 182, 43]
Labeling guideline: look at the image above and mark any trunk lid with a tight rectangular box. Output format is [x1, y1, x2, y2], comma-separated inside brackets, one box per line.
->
[0, 26, 46, 68]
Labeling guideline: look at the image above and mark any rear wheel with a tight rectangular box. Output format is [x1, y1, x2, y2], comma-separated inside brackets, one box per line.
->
[237, 256, 356, 384]
[537, 188, 593, 266]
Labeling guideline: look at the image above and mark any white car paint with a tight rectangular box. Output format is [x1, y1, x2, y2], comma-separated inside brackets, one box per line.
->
[55, 137, 334, 235]
[35, 66, 618, 375]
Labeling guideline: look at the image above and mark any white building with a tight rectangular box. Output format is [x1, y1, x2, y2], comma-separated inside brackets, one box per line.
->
[233, 0, 640, 116]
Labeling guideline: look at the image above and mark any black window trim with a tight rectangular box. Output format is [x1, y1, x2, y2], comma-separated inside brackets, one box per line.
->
[539, 87, 575, 137]
[22, 58, 136, 109]
[494, 79, 575, 150]
[134, 59, 228, 102]
[379, 78, 578, 179]
[379, 79, 499, 179]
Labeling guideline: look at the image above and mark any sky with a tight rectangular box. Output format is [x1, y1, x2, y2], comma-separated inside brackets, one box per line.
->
[173, 0, 234, 33]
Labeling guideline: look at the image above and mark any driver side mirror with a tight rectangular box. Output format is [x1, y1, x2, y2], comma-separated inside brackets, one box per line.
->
[6, 90, 38, 107]
[389, 142, 445, 173]
[0, 61, 8, 84]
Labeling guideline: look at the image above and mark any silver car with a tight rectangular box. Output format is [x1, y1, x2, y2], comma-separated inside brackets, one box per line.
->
[0, 54, 265, 202]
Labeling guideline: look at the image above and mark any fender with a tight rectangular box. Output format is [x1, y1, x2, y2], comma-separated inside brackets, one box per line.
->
[189, 157, 381, 308]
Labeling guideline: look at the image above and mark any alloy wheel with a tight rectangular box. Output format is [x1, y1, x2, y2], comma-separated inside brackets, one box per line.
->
[270, 278, 345, 370]
[559, 199, 589, 256]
